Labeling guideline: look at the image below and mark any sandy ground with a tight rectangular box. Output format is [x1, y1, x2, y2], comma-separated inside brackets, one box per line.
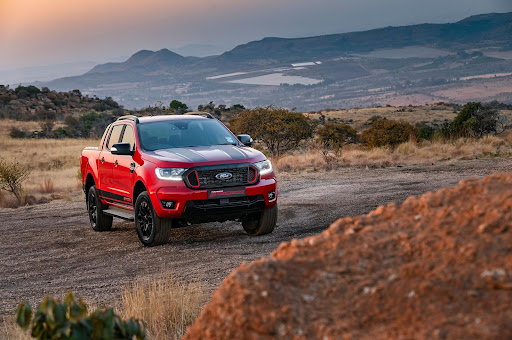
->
[1, 159, 511, 322]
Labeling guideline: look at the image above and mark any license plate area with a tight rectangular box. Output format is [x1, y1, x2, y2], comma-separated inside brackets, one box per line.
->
[208, 187, 246, 199]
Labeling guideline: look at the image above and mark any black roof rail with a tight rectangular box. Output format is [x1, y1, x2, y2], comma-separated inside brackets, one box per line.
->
[185, 112, 215, 119]
[117, 115, 140, 124]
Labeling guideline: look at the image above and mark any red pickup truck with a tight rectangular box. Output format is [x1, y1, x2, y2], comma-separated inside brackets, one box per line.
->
[80, 112, 277, 246]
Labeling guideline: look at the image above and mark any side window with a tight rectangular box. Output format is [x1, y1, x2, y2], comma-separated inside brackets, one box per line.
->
[99, 124, 111, 149]
[107, 125, 124, 150]
[121, 125, 136, 151]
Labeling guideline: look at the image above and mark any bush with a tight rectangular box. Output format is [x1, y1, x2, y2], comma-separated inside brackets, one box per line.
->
[447, 102, 499, 138]
[417, 125, 435, 141]
[0, 159, 31, 203]
[169, 100, 188, 114]
[16, 293, 146, 340]
[317, 123, 357, 151]
[10, 127, 29, 139]
[229, 106, 316, 157]
[360, 120, 416, 148]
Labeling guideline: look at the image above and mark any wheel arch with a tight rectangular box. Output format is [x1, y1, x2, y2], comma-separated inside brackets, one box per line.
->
[85, 174, 95, 202]
[133, 180, 147, 205]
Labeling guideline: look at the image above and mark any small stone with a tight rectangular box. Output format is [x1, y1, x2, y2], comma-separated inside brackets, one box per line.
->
[414, 214, 422, 221]
[408, 291, 415, 298]
[302, 294, 314, 302]
[261, 290, 268, 297]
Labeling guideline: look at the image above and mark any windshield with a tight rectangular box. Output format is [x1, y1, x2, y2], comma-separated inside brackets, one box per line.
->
[138, 119, 239, 151]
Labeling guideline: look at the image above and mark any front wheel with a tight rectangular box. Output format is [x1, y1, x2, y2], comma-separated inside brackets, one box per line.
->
[135, 191, 172, 246]
[242, 205, 277, 236]
[87, 185, 113, 231]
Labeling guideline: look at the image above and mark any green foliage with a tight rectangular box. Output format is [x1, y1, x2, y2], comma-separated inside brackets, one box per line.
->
[317, 123, 357, 150]
[0, 158, 31, 203]
[15, 85, 41, 96]
[229, 106, 316, 157]
[62, 112, 115, 138]
[360, 119, 416, 148]
[446, 102, 499, 138]
[416, 125, 435, 141]
[16, 293, 146, 340]
[169, 100, 188, 113]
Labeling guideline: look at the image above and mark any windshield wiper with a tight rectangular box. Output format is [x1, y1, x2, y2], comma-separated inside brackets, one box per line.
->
[216, 143, 238, 146]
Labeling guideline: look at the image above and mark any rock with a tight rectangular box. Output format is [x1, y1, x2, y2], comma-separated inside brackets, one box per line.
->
[184, 172, 512, 339]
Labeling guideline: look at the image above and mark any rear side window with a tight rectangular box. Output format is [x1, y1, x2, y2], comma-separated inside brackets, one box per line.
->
[107, 125, 124, 150]
[121, 125, 136, 151]
[99, 124, 111, 149]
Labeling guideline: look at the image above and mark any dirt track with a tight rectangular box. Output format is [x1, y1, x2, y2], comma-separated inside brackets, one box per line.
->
[1, 159, 511, 320]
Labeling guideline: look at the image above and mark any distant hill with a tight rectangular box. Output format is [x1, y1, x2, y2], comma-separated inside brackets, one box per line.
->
[219, 12, 512, 62]
[40, 12, 512, 111]
[87, 48, 188, 74]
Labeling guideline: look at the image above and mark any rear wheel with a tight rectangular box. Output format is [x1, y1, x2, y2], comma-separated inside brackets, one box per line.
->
[87, 185, 113, 231]
[242, 205, 277, 236]
[135, 191, 172, 246]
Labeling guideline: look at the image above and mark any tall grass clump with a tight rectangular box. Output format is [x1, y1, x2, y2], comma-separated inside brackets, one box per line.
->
[120, 274, 206, 340]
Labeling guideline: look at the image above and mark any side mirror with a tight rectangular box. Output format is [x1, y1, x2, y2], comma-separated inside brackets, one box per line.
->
[111, 142, 134, 155]
[237, 134, 253, 147]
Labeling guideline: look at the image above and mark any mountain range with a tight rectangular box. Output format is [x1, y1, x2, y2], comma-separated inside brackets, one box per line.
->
[40, 12, 512, 110]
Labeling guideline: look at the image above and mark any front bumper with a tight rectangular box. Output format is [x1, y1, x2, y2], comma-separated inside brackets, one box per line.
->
[149, 178, 277, 220]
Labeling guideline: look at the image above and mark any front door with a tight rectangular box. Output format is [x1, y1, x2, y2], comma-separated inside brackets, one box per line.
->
[98, 124, 124, 205]
[111, 124, 137, 207]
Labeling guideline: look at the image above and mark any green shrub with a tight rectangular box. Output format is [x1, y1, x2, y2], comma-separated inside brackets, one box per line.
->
[317, 122, 357, 150]
[360, 120, 416, 148]
[169, 100, 188, 114]
[0, 158, 31, 203]
[417, 125, 435, 141]
[448, 102, 499, 138]
[16, 293, 146, 340]
[229, 106, 316, 157]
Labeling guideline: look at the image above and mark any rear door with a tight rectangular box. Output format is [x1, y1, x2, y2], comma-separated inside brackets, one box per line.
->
[111, 124, 137, 207]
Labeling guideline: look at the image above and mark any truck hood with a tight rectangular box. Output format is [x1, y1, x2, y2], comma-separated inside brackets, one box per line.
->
[142, 145, 266, 167]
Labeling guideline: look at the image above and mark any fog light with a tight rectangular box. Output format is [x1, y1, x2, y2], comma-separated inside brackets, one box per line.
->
[162, 200, 175, 209]
[267, 191, 276, 201]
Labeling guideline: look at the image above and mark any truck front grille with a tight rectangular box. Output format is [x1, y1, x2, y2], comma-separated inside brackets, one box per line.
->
[184, 164, 259, 189]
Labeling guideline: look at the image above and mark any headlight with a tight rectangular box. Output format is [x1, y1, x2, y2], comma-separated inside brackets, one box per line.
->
[254, 160, 272, 175]
[155, 168, 187, 181]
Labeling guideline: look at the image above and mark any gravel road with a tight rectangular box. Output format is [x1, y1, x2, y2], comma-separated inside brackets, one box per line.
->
[1, 159, 510, 320]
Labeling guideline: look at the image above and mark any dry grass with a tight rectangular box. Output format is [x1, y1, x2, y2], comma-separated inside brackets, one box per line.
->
[120, 273, 206, 340]
[2, 319, 32, 340]
[307, 105, 512, 131]
[276, 134, 512, 172]
[2, 273, 206, 340]
[0, 120, 97, 206]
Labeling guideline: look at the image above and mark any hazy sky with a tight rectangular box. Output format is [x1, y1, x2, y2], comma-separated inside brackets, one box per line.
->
[1, 0, 511, 70]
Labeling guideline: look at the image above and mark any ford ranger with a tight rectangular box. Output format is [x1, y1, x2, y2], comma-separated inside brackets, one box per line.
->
[80, 112, 277, 246]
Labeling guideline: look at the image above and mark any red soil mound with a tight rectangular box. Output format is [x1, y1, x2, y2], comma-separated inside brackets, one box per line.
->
[185, 173, 512, 339]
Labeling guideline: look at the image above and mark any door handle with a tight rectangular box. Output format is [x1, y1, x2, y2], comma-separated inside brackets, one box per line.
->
[100, 157, 105, 164]
[114, 160, 118, 167]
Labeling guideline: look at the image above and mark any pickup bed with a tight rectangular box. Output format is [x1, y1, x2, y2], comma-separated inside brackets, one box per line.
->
[80, 112, 277, 246]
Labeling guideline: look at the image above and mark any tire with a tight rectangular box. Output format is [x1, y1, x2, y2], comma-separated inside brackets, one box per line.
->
[135, 191, 172, 246]
[87, 185, 113, 231]
[242, 204, 277, 236]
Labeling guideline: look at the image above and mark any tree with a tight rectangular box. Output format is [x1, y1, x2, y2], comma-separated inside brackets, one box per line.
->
[317, 123, 357, 151]
[0, 159, 31, 203]
[449, 102, 499, 138]
[360, 120, 416, 148]
[169, 100, 188, 114]
[229, 106, 316, 157]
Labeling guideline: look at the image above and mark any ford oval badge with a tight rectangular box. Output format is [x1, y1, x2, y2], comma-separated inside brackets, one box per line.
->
[215, 172, 233, 180]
